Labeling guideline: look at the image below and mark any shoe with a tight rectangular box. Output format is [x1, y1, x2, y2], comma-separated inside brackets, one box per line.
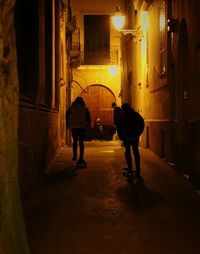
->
[123, 168, 134, 177]
[127, 170, 134, 177]
[77, 159, 86, 165]
[77, 159, 87, 168]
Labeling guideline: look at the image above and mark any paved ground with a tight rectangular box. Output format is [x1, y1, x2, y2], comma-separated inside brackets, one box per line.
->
[24, 141, 200, 254]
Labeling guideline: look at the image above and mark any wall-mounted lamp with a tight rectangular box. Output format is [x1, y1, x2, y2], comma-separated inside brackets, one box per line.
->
[111, 7, 143, 39]
[111, 7, 125, 30]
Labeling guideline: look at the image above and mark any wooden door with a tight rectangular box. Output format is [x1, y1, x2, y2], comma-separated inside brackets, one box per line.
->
[81, 85, 116, 126]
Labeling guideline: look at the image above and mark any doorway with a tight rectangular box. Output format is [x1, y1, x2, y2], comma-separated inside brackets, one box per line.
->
[80, 84, 116, 140]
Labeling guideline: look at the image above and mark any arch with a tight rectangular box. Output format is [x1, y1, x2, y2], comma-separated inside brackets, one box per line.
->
[80, 84, 116, 126]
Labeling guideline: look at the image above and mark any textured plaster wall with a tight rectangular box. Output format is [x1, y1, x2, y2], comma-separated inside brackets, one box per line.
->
[0, 0, 30, 253]
[17, 0, 68, 198]
[132, 0, 200, 177]
[18, 109, 60, 199]
[132, 2, 172, 161]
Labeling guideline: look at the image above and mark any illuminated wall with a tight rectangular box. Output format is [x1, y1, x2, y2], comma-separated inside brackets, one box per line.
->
[132, 0, 200, 184]
[70, 0, 123, 107]
[131, 1, 171, 160]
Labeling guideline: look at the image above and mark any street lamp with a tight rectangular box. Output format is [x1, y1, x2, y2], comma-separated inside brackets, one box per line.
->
[111, 6, 143, 39]
[111, 7, 144, 104]
[111, 7, 125, 30]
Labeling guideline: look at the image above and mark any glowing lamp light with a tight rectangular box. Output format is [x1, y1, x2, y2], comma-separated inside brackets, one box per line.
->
[108, 66, 118, 75]
[111, 7, 125, 30]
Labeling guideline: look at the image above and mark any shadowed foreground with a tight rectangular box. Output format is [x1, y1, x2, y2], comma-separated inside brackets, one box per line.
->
[24, 141, 200, 254]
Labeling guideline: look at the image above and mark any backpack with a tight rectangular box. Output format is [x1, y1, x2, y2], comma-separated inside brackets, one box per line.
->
[134, 112, 145, 136]
[117, 111, 144, 141]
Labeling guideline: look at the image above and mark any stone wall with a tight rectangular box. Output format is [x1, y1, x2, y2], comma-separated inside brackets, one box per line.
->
[0, 0, 30, 253]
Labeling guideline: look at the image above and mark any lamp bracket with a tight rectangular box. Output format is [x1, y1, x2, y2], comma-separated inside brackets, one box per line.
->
[120, 29, 143, 39]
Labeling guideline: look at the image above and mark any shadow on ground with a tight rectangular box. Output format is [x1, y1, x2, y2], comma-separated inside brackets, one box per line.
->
[117, 180, 165, 214]
[42, 165, 79, 185]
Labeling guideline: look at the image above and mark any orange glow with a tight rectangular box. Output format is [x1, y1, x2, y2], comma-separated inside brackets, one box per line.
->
[141, 12, 148, 82]
[108, 66, 118, 75]
[111, 7, 125, 30]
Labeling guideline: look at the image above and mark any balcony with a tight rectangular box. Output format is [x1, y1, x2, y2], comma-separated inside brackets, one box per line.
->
[79, 46, 119, 66]
[69, 28, 119, 67]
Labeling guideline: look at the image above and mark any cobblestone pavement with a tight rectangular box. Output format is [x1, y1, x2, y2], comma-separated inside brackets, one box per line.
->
[24, 141, 200, 254]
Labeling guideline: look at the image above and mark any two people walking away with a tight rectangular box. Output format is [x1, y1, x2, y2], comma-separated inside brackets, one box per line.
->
[66, 97, 91, 168]
[117, 103, 144, 180]
[66, 98, 144, 174]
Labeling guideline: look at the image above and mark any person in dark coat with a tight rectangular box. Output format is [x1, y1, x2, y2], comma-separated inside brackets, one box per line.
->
[112, 102, 123, 144]
[112, 102, 123, 129]
[117, 103, 144, 178]
[66, 97, 91, 166]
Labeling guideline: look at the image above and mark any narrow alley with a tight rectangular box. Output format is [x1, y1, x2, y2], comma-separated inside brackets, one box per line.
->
[24, 141, 200, 254]
[1, 0, 200, 253]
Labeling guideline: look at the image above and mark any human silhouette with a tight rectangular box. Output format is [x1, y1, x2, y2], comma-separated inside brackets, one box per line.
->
[94, 117, 103, 140]
[112, 102, 123, 140]
[117, 103, 144, 178]
[66, 97, 91, 167]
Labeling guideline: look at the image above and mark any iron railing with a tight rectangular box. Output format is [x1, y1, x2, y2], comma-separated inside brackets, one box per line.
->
[79, 46, 119, 66]
[69, 28, 119, 67]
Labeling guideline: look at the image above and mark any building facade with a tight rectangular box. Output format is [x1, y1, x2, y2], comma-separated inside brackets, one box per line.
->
[69, 0, 123, 131]
[0, 0, 200, 252]
[0, 0, 70, 252]
[126, 0, 200, 184]
[15, 0, 69, 199]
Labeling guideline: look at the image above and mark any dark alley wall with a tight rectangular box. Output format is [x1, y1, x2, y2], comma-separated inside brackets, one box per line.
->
[15, 0, 68, 200]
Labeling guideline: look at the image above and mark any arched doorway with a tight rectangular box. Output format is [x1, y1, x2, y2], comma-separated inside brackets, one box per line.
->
[81, 84, 116, 126]
[175, 18, 190, 171]
[80, 84, 116, 140]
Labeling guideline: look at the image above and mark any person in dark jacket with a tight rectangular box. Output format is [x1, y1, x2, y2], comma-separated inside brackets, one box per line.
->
[112, 102, 123, 145]
[66, 97, 91, 166]
[112, 102, 123, 129]
[117, 103, 144, 178]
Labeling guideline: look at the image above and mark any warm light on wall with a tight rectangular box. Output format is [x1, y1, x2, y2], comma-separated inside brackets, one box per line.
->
[141, 11, 148, 84]
[142, 11, 148, 31]
[108, 66, 119, 75]
[160, 15, 165, 30]
[141, 12, 147, 58]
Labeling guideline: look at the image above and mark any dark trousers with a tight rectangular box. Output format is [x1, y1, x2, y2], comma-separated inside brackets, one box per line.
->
[72, 128, 86, 160]
[124, 139, 140, 176]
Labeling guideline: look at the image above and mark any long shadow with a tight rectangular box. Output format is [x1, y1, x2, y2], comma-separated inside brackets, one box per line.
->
[41, 165, 79, 185]
[117, 179, 165, 214]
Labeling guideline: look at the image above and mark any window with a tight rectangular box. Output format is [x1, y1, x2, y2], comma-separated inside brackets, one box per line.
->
[54, 0, 60, 110]
[84, 15, 110, 65]
[159, 1, 166, 75]
[15, 0, 39, 100]
[45, 0, 53, 106]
